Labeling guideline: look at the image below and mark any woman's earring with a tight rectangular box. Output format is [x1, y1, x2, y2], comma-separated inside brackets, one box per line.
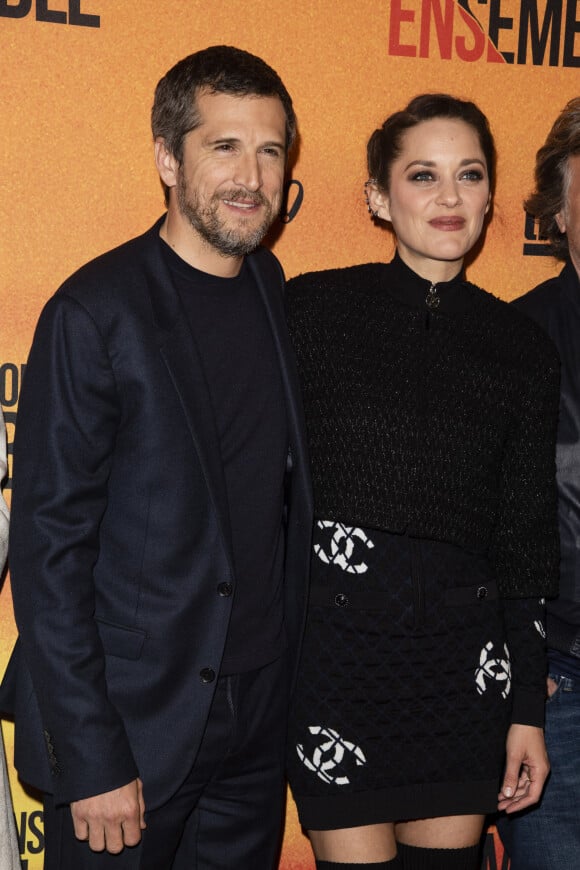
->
[364, 179, 379, 219]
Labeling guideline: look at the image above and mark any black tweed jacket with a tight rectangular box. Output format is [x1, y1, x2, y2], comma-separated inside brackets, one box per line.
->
[287, 254, 561, 599]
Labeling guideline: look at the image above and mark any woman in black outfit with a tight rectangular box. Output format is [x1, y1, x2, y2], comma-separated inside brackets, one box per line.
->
[286, 95, 560, 870]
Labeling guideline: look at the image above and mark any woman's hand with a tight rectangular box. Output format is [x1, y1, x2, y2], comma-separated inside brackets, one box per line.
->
[497, 724, 549, 813]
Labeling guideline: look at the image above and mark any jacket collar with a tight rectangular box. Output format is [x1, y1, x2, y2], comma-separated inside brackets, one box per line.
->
[558, 260, 580, 307]
[385, 252, 479, 315]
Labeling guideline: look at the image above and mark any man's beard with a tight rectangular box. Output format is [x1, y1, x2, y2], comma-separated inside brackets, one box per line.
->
[177, 173, 277, 257]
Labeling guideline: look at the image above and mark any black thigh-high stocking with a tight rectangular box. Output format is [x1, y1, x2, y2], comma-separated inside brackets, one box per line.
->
[397, 842, 481, 869]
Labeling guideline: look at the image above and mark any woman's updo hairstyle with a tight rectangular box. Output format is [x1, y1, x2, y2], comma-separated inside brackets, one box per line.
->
[367, 93, 496, 194]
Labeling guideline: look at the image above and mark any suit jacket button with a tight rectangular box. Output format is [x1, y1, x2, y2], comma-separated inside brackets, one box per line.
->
[477, 586, 488, 600]
[335, 593, 349, 608]
[200, 668, 216, 684]
[217, 582, 233, 597]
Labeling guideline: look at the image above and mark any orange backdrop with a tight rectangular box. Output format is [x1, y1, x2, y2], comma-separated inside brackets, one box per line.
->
[1, 1, 578, 867]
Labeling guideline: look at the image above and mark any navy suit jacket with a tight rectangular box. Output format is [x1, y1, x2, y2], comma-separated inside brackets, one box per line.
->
[3, 218, 312, 809]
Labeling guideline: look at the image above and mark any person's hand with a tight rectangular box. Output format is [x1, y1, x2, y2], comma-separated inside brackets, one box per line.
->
[547, 676, 558, 697]
[70, 778, 146, 853]
[497, 724, 549, 813]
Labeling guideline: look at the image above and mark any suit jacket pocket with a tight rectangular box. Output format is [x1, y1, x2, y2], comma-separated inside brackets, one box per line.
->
[96, 619, 146, 660]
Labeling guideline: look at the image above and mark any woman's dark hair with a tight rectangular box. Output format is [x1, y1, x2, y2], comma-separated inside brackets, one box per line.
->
[367, 93, 496, 194]
[524, 97, 580, 261]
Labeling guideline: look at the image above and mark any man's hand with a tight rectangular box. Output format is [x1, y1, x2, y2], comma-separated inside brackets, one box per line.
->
[497, 724, 550, 813]
[71, 778, 146, 853]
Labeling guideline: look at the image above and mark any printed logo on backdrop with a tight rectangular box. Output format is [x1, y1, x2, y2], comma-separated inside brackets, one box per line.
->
[523, 213, 553, 256]
[389, 0, 580, 66]
[16, 811, 44, 870]
[1, 362, 25, 488]
[0, 0, 100, 27]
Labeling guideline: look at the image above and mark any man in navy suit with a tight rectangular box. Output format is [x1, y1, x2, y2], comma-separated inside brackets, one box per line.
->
[4, 45, 312, 869]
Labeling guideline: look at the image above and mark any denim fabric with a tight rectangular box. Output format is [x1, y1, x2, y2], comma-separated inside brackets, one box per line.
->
[498, 672, 580, 870]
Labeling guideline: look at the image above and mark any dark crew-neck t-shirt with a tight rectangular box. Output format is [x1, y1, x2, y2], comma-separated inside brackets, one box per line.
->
[161, 239, 288, 674]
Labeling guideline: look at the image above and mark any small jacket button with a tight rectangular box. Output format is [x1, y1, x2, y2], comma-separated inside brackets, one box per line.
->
[200, 668, 216, 684]
[217, 582, 233, 597]
[477, 586, 488, 600]
[335, 593, 349, 608]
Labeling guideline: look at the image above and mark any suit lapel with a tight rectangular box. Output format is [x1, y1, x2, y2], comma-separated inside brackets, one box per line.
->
[249, 249, 313, 667]
[248, 248, 308, 461]
[142, 227, 234, 570]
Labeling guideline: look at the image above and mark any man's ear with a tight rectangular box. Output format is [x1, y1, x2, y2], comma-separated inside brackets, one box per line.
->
[154, 138, 179, 191]
[367, 182, 391, 221]
[555, 209, 567, 235]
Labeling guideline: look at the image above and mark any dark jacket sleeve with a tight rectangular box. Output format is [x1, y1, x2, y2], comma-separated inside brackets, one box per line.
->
[10, 292, 139, 804]
[491, 329, 561, 600]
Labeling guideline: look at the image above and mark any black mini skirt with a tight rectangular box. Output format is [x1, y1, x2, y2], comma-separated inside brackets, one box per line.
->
[287, 521, 513, 830]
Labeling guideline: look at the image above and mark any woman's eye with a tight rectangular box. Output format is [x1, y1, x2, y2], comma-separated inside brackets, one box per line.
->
[461, 169, 484, 181]
[410, 171, 434, 182]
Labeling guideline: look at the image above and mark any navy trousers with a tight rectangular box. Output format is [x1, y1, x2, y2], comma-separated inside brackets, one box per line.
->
[43, 655, 289, 869]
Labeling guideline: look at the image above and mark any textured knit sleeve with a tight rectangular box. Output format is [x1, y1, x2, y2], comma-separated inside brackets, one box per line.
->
[491, 329, 561, 600]
[285, 273, 317, 382]
[503, 597, 547, 726]
[490, 325, 559, 726]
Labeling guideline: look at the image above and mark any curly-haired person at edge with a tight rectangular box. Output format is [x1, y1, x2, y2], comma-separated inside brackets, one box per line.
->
[285, 94, 560, 870]
[497, 97, 580, 870]
[0, 46, 312, 870]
